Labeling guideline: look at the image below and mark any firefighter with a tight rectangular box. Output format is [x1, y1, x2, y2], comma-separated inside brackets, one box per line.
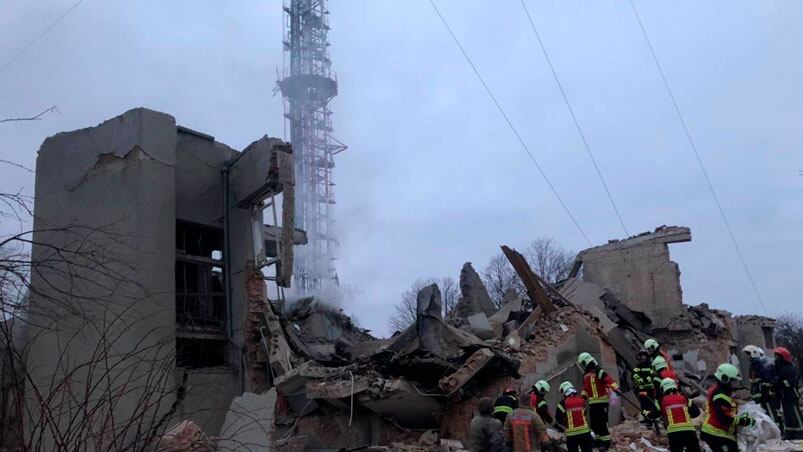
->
[658, 378, 701, 452]
[633, 349, 659, 424]
[700, 363, 754, 452]
[741, 345, 781, 427]
[531, 380, 554, 426]
[469, 397, 505, 452]
[652, 355, 679, 398]
[493, 387, 519, 423]
[556, 381, 594, 452]
[503, 403, 550, 452]
[578, 352, 619, 451]
[774, 347, 803, 440]
[645, 338, 673, 371]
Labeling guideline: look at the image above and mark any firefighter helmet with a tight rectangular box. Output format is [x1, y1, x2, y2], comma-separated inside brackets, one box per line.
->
[775, 347, 793, 363]
[559, 381, 576, 397]
[652, 355, 668, 371]
[503, 386, 517, 396]
[577, 352, 597, 368]
[644, 338, 660, 353]
[534, 380, 550, 395]
[660, 377, 677, 393]
[637, 348, 650, 359]
[714, 363, 742, 383]
[742, 345, 765, 359]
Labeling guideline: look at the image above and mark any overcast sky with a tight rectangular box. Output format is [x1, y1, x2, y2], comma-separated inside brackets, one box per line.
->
[2, 1, 801, 336]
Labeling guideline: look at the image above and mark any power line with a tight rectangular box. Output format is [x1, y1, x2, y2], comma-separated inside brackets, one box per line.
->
[0, 0, 86, 74]
[427, 0, 592, 246]
[519, 0, 629, 237]
[627, 0, 768, 314]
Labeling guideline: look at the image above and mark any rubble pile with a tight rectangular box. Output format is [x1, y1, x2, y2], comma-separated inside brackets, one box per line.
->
[609, 419, 669, 452]
[240, 227, 778, 450]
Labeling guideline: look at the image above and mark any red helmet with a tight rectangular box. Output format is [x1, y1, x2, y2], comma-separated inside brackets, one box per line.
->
[503, 387, 517, 396]
[775, 347, 793, 363]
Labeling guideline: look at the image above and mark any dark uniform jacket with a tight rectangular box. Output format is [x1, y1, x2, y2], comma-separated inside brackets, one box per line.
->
[469, 415, 504, 452]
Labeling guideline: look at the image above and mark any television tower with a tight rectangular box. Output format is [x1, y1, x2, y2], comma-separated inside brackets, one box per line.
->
[278, 0, 346, 292]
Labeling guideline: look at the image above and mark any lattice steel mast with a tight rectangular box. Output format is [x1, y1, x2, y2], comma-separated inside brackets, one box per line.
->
[278, 0, 345, 292]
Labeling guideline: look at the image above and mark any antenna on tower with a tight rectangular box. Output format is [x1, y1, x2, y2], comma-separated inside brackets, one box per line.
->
[278, 0, 346, 293]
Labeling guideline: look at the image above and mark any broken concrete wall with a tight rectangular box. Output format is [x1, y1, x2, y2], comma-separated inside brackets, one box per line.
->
[451, 262, 497, 319]
[24, 109, 296, 445]
[175, 127, 236, 227]
[175, 368, 241, 437]
[655, 305, 737, 379]
[577, 226, 691, 330]
[26, 108, 179, 449]
[440, 309, 622, 440]
[217, 389, 277, 451]
[734, 315, 776, 381]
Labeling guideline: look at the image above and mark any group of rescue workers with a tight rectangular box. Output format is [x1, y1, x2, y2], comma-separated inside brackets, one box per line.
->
[469, 338, 802, 452]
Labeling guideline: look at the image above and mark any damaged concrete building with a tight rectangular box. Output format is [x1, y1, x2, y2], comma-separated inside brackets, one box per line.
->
[18, 109, 778, 451]
[22, 108, 299, 449]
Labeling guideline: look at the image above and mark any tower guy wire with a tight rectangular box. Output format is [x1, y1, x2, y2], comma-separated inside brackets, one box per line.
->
[428, 0, 593, 246]
[627, 0, 768, 314]
[519, 0, 629, 237]
[0, 0, 86, 74]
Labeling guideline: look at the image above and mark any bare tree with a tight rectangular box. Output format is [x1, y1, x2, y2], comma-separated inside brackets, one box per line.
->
[775, 312, 803, 381]
[482, 237, 574, 307]
[388, 277, 457, 332]
[440, 276, 458, 318]
[523, 237, 574, 284]
[481, 254, 521, 308]
[0, 159, 190, 451]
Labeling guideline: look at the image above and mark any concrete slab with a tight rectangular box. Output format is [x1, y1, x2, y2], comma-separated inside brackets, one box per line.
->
[217, 389, 277, 452]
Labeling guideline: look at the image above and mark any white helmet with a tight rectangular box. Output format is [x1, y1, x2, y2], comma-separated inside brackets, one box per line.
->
[742, 345, 765, 359]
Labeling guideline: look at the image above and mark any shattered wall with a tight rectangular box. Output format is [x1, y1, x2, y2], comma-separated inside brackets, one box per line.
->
[733, 315, 776, 380]
[440, 309, 622, 440]
[26, 108, 179, 449]
[577, 226, 691, 330]
[24, 108, 296, 447]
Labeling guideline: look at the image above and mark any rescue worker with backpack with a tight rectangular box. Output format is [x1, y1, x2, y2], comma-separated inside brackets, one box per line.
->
[701, 363, 754, 452]
[555, 381, 593, 452]
[493, 387, 520, 423]
[645, 339, 674, 371]
[658, 378, 701, 452]
[577, 352, 619, 451]
[741, 345, 781, 428]
[529, 380, 555, 427]
[774, 346, 803, 440]
[632, 349, 659, 425]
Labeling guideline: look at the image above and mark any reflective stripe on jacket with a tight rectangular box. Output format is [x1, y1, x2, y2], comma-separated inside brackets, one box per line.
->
[504, 407, 548, 452]
[661, 393, 695, 433]
[557, 395, 591, 436]
[633, 366, 656, 392]
[702, 384, 738, 440]
[582, 369, 618, 404]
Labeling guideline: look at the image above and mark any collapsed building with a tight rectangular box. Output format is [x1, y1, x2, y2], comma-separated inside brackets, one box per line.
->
[13, 108, 777, 450]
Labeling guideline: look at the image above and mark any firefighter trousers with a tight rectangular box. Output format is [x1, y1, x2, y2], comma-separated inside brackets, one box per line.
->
[588, 403, 611, 449]
[781, 397, 803, 440]
[637, 393, 657, 421]
[759, 394, 782, 429]
[668, 430, 701, 452]
[700, 432, 737, 452]
[566, 432, 594, 452]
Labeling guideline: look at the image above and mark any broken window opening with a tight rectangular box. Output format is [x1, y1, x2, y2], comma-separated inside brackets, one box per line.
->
[176, 338, 227, 368]
[177, 220, 224, 259]
[176, 221, 226, 334]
